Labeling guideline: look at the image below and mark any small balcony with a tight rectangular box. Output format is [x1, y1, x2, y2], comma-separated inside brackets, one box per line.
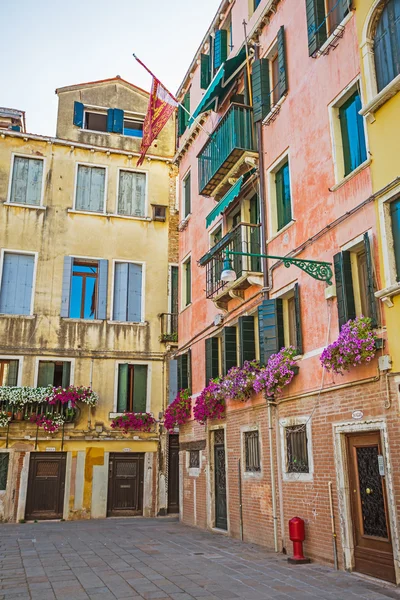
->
[160, 313, 178, 344]
[197, 104, 257, 198]
[199, 223, 263, 307]
[0, 400, 78, 424]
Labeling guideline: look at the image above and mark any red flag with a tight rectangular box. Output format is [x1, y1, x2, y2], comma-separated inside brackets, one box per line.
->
[137, 77, 178, 166]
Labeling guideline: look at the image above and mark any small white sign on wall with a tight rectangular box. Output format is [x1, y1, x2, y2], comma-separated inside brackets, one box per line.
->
[123, 448, 132, 452]
[45, 447, 56, 452]
[352, 410, 364, 420]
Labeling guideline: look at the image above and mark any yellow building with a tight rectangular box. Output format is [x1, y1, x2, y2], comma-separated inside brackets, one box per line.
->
[0, 77, 179, 521]
[355, 0, 400, 372]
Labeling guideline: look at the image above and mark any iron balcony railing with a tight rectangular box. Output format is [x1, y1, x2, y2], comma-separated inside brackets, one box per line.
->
[197, 104, 257, 197]
[0, 399, 78, 424]
[199, 223, 262, 299]
[160, 313, 178, 343]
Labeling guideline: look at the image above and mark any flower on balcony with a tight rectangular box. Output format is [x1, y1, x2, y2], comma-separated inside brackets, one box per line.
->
[0, 411, 11, 428]
[320, 316, 376, 375]
[30, 413, 65, 433]
[221, 361, 262, 401]
[193, 380, 225, 424]
[164, 389, 191, 432]
[47, 386, 99, 408]
[0, 386, 49, 408]
[110, 412, 156, 433]
[253, 347, 298, 398]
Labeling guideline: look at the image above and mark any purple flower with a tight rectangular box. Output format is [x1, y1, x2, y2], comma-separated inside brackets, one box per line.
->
[320, 316, 376, 375]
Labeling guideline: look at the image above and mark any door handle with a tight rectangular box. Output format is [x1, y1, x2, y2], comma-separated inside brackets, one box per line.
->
[366, 488, 373, 495]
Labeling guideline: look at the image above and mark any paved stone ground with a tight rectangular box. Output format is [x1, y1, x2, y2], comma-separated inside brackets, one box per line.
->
[1, 518, 400, 600]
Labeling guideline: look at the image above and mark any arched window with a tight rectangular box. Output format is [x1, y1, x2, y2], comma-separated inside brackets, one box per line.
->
[374, 0, 400, 92]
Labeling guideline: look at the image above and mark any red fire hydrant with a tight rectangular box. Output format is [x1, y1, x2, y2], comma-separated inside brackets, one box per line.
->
[288, 517, 310, 564]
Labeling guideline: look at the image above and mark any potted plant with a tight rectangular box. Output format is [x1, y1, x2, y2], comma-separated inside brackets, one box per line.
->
[164, 389, 191, 432]
[320, 316, 376, 375]
[110, 412, 156, 434]
[253, 346, 298, 398]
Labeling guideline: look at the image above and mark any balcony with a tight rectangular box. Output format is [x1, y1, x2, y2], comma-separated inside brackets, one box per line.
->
[160, 313, 178, 343]
[0, 400, 78, 424]
[199, 223, 263, 307]
[197, 104, 257, 198]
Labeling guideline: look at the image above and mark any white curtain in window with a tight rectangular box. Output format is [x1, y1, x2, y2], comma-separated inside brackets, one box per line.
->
[10, 157, 43, 205]
[118, 171, 146, 217]
[76, 165, 105, 212]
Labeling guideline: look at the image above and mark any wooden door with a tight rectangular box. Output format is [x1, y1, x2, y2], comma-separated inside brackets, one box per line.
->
[214, 429, 227, 530]
[347, 432, 395, 583]
[107, 453, 144, 517]
[167, 434, 179, 514]
[25, 453, 66, 520]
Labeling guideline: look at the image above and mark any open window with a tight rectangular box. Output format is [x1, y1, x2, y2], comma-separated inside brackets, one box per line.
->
[117, 363, 148, 413]
[37, 360, 72, 388]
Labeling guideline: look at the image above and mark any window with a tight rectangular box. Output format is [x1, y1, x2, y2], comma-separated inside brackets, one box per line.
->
[244, 430, 261, 472]
[0, 360, 19, 386]
[306, 0, 353, 56]
[117, 170, 146, 217]
[75, 165, 106, 213]
[0, 454, 9, 491]
[9, 156, 43, 206]
[152, 205, 166, 221]
[0, 252, 35, 316]
[339, 91, 367, 177]
[275, 160, 292, 231]
[374, 0, 400, 92]
[177, 351, 191, 392]
[123, 119, 144, 138]
[178, 91, 190, 137]
[37, 361, 71, 387]
[205, 337, 220, 383]
[70, 260, 98, 319]
[254, 0, 262, 10]
[239, 316, 256, 366]
[113, 262, 143, 322]
[117, 364, 148, 412]
[286, 425, 309, 473]
[222, 326, 237, 375]
[182, 257, 191, 307]
[189, 450, 200, 468]
[84, 112, 108, 132]
[182, 171, 191, 218]
[391, 199, 400, 281]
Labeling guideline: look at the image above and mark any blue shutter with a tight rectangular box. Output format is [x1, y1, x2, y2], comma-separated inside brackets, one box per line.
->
[169, 359, 178, 404]
[97, 260, 108, 320]
[113, 262, 128, 320]
[61, 256, 73, 317]
[258, 299, 284, 365]
[214, 29, 228, 70]
[73, 102, 84, 127]
[107, 109, 114, 132]
[113, 109, 124, 134]
[0, 253, 34, 316]
[391, 199, 400, 282]
[127, 263, 143, 322]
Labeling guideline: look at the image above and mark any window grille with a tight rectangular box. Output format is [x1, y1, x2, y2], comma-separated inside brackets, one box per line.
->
[189, 450, 200, 468]
[286, 426, 309, 473]
[244, 430, 261, 472]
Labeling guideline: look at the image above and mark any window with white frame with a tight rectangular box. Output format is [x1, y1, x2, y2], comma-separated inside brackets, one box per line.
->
[113, 262, 143, 322]
[0, 252, 35, 316]
[117, 170, 146, 217]
[9, 156, 43, 206]
[280, 417, 313, 481]
[37, 360, 72, 388]
[75, 165, 106, 213]
[117, 363, 148, 413]
[0, 359, 19, 386]
[84, 111, 108, 132]
[268, 155, 292, 235]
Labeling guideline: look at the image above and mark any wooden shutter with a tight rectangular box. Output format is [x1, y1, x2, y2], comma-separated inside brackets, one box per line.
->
[239, 316, 256, 366]
[305, 0, 327, 56]
[181, 353, 189, 391]
[97, 259, 108, 320]
[214, 29, 228, 69]
[132, 365, 147, 412]
[76, 165, 105, 212]
[62, 362, 71, 388]
[258, 299, 284, 365]
[205, 338, 219, 383]
[184, 172, 191, 217]
[0, 253, 34, 316]
[374, 0, 398, 92]
[334, 252, 356, 329]
[177, 355, 182, 390]
[113, 109, 124, 134]
[178, 91, 190, 136]
[107, 109, 114, 132]
[252, 58, 270, 123]
[127, 263, 142, 322]
[168, 359, 178, 404]
[10, 157, 43, 206]
[201, 54, 211, 89]
[117, 364, 129, 412]
[113, 262, 128, 320]
[6, 360, 18, 386]
[277, 26, 288, 98]
[171, 266, 179, 315]
[0, 454, 9, 491]
[187, 348, 192, 393]
[363, 233, 378, 328]
[37, 362, 55, 387]
[391, 199, 400, 282]
[185, 259, 191, 305]
[61, 256, 73, 317]
[73, 101, 84, 127]
[222, 327, 237, 375]
[293, 283, 303, 354]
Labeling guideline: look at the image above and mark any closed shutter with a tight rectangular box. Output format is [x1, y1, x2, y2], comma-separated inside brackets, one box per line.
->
[187, 349, 192, 393]
[177, 355, 182, 390]
[62, 362, 71, 388]
[277, 26, 288, 98]
[0, 253, 35, 316]
[171, 266, 179, 316]
[205, 337, 219, 383]
[0, 454, 9, 491]
[118, 171, 146, 217]
[374, 0, 400, 92]
[222, 327, 237, 375]
[214, 29, 228, 69]
[184, 172, 191, 217]
[181, 353, 189, 391]
[37, 362, 55, 387]
[132, 365, 147, 412]
[363, 233, 378, 328]
[127, 263, 142, 322]
[10, 157, 43, 206]
[201, 54, 211, 89]
[168, 359, 178, 404]
[117, 364, 129, 412]
[251, 58, 270, 123]
[113, 262, 129, 320]
[113, 109, 124, 134]
[239, 316, 256, 366]
[258, 299, 284, 365]
[73, 101, 84, 127]
[305, 0, 327, 56]
[178, 91, 190, 137]
[6, 360, 19, 386]
[185, 259, 191, 305]
[107, 109, 114, 132]
[391, 199, 400, 282]
[76, 166, 105, 212]
[61, 256, 73, 317]
[293, 283, 303, 354]
[97, 259, 108, 320]
[334, 252, 356, 329]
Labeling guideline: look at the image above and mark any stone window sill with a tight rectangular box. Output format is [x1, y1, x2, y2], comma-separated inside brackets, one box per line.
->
[267, 219, 296, 244]
[62, 318, 103, 324]
[0, 314, 35, 319]
[330, 158, 371, 192]
[107, 320, 148, 326]
[375, 282, 400, 307]
[3, 202, 46, 210]
[360, 74, 400, 123]
[314, 11, 353, 57]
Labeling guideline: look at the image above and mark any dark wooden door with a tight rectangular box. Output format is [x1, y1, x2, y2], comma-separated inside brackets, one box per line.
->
[168, 434, 179, 514]
[214, 429, 227, 530]
[107, 453, 144, 516]
[347, 432, 395, 583]
[25, 453, 66, 520]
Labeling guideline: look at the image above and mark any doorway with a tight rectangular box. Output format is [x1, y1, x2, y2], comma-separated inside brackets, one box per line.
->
[167, 434, 179, 514]
[25, 453, 66, 520]
[107, 453, 144, 516]
[213, 429, 227, 530]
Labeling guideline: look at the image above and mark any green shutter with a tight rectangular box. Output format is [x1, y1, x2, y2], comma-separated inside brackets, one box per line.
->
[258, 299, 285, 365]
[201, 54, 211, 89]
[62, 362, 71, 388]
[391, 199, 400, 282]
[178, 91, 190, 137]
[363, 233, 378, 328]
[293, 283, 303, 355]
[305, 0, 327, 56]
[37, 362, 55, 387]
[185, 258, 191, 305]
[187, 349, 192, 393]
[184, 172, 191, 218]
[6, 361, 18, 386]
[251, 58, 270, 123]
[181, 353, 189, 391]
[334, 252, 356, 329]
[132, 365, 147, 413]
[117, 364, 129, 412]
[0, 454, 9, 491]
[214, 29, 228, 69]
[222, 327, 237, 375]
[73, 101, 84, 127]
[277, 26, 288, 98]
[239, 316, 256, 366]
[205, 338, 219, 383]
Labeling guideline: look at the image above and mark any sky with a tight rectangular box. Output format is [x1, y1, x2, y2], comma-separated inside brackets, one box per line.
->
[0, 0, 220, 136]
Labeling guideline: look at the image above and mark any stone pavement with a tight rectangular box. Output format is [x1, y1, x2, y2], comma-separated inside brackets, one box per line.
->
[1, 518, 400, 600]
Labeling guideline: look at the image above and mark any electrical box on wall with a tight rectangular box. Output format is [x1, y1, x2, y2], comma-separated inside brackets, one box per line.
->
[325, 285, 336, 300]
[378, 355, 392, 371]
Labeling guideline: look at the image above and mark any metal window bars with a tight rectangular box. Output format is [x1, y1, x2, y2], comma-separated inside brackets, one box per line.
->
[244, 430, 261, 472]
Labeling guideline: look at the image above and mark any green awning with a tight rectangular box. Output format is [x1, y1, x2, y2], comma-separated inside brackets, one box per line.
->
[189, 47, 247, 126]
[205, 176, 244, 228]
